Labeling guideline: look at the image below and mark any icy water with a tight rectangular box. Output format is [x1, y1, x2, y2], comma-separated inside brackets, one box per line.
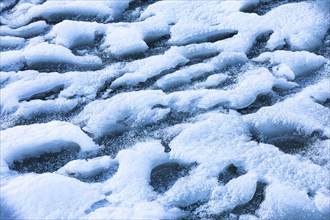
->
[0, 0, 329, 219]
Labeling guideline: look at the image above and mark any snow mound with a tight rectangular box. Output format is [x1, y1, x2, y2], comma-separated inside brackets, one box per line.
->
[1, 173, 104, 219]
[0, 121, 99, 173]
[0, 42, 103, 71]
[1, 0, 132, 28]
[0, 21, 49, 38]
[0, 67, 117, 124]
[245, 78, 330, 139]
[75, 90, 170, 138]
[56, 156, 116, 181]
[253, 50, 327, 79]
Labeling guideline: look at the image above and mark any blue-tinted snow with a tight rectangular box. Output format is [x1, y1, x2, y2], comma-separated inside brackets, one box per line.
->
[0, 0, 329, 219]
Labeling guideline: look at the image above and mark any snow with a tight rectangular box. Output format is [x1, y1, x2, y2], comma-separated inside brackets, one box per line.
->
[1, 0, 132, 28]
[0, 36, 25, 48]
[24, 42, 103, 69]
[197, 173, 258, 215]
[253, 50, 327, 79]
[0, 121, 100, 171]
[56, 156, 114, 179]
[103, 26, 149, 56]
[0, 67, 118, 122]
[141, 0, 329, 53]
[1, 173, 104, 219]
[49, 20, 103, 49]
[257, 182, 324, 219]
[156, 52, 247, 90]
[194, 73, 228, 89]
[1, 0, 329, 219]
[110, 47, 189, 87]
[0, 50, 26, 71]
[86, 141, 184, 219]
[0, 21, 49, 38]
[245, 78, 330, 138]
[75, 90, 170, 138]
[0, 42, 103, 71]
[197, 67, 277, 109]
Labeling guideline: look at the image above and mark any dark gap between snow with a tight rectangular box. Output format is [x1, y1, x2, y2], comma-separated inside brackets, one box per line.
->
[241, 0, 306, 16]
[9, 142, 80, 174]
[0, 0, 19, 13]
[232, 182, 267, 215]
[236, 93, 278, 115]
[84, 199, 110, 215]
[257, 130, 325, 155]
[76, 164, 119, 183]
[178, 31, 238, 46]
[12, 103, 85, 128]
[19, 85, 64, 102]
[120, 0, 159, 22]
[150, 162, 197, 194]
[247, 31, 272, 59]
[25, 62, 104, 73]
[218, 164, 247, 184]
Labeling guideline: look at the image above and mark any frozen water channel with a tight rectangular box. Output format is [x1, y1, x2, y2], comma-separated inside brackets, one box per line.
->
[0, 0, 329, 219]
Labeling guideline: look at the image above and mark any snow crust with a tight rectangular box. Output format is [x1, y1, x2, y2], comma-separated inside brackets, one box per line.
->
[1, 0, 329, 219]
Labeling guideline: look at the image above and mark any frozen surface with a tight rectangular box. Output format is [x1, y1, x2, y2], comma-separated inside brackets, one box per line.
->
[1, 0, 329, 219]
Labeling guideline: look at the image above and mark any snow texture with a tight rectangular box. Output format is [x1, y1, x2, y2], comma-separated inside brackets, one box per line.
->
[0, 0, 329, 219]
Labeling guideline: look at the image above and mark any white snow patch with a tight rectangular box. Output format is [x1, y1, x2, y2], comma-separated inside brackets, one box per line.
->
[0, 121, 99, 170]
[1, 173, 104, 219]
[56, 156, 114, 179]
[75, 90, 170, 138]
[254, 51, 327, 79]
